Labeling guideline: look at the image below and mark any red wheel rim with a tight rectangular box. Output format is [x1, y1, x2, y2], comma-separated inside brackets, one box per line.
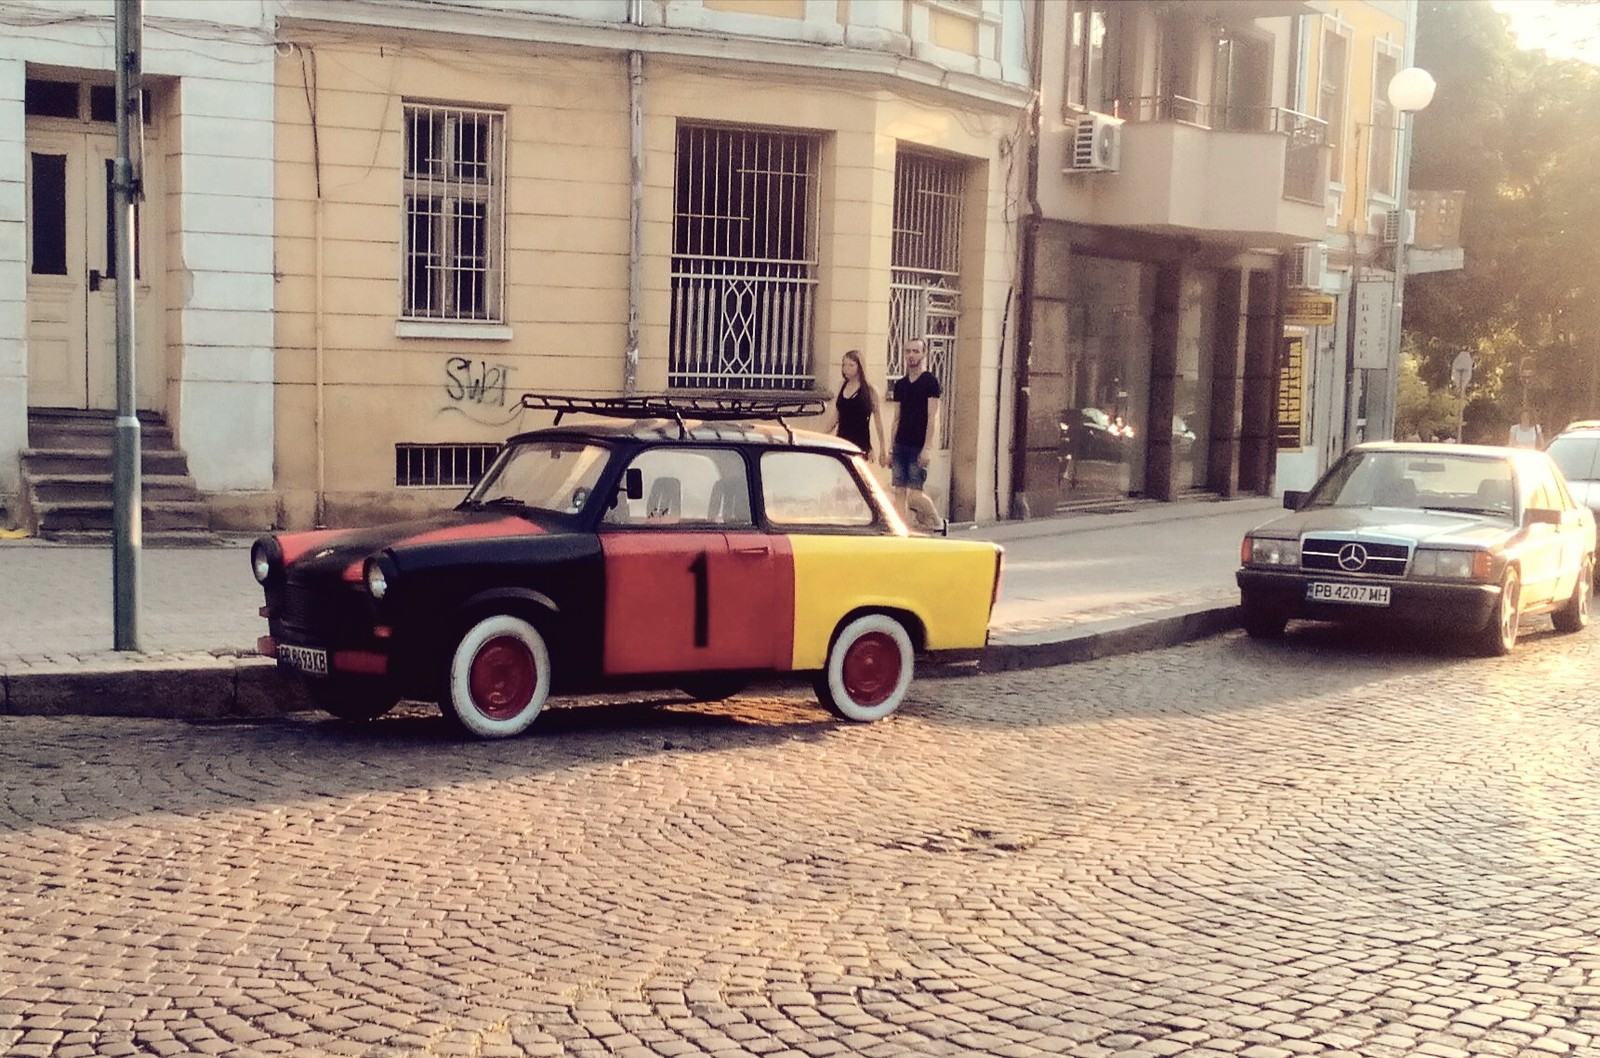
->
[469, 635, 537, 720]
[842, 631, 901, 706]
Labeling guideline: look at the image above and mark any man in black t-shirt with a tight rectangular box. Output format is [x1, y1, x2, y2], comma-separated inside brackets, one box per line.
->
[888, 339, 943, 530]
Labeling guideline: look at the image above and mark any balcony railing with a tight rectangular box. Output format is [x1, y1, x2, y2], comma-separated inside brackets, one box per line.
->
[1113, 97, 1328, 204]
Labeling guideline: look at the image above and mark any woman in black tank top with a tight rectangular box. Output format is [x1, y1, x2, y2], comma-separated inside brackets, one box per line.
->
[823, 350, 886, 461]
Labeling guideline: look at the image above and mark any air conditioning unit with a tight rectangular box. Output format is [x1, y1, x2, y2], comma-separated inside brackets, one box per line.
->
[1286, 243, 1327, 290]
[1376, 207, 1417, 246]
[1066, 113, 1123, 173]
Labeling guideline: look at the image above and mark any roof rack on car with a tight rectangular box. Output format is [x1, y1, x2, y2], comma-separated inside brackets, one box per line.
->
[518, 392, 827, 442]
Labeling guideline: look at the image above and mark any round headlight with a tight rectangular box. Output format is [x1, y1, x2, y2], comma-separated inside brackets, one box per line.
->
[251, 542, 273, 584]
[365, 561, 388, 600]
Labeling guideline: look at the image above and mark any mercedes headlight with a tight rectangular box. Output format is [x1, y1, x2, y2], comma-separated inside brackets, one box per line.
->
[1247, 537, 1300, 567]
[1412, 548, 1484, 580]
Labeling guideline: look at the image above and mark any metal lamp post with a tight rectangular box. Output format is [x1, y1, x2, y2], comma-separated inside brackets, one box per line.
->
[113, 0, 144, 649]
[1370, 66, 1436, 441]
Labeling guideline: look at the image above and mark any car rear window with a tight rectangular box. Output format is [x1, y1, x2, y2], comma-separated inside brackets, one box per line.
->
[760, 451, 875, 527]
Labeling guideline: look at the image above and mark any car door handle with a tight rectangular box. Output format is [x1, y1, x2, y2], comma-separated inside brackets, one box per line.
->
[88, 268, 103, 292]
[733, 545, 770, 555]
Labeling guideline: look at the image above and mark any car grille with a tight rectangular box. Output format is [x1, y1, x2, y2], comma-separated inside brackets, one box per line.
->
[1301, 537, 1411, 577]
[277, 577, 369, 640]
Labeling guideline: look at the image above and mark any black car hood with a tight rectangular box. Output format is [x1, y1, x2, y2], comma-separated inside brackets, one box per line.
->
[1255, 506, 1513, 546]
[273, 509, 562, 581]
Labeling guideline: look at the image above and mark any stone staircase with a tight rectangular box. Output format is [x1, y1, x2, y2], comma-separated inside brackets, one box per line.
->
[18, 409, 220, 546]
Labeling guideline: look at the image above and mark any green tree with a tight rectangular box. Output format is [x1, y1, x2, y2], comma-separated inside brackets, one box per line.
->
[1406, 0, 1600, 435]
[1396, 351, 1466, 440]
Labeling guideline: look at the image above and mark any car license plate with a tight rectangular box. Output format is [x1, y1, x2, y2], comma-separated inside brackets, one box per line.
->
[278, 644, 329, 675]
[1306, 582, 1391, 607]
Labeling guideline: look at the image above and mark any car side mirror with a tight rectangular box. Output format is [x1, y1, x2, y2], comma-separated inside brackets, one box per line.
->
[625, 467, 644, 500]
[1525, 507, 1561, 526]
[1283, 490, 1307, 511]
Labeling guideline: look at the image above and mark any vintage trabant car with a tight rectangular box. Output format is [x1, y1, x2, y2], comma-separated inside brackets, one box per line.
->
[252, 395, 1004, 738]
[1237, 442, 1594, 655]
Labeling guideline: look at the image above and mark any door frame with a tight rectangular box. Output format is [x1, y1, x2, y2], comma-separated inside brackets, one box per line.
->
[24, 87, 163, 412]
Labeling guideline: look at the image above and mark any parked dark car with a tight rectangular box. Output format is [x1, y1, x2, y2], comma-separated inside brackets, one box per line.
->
[252, 395, 1003, 739]
[1060, 407, 1130, 463]
[1237, 442, 1594, 655]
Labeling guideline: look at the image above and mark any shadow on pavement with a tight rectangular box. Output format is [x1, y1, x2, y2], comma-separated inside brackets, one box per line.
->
[2, 621, 1574, 831]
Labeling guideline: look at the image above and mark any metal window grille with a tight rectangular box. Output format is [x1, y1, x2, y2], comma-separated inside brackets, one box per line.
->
[395, 443, 499, 487]
[888, 152, 965, 443]
[670, 125, 819, 390]
[402, 104, 505, 322]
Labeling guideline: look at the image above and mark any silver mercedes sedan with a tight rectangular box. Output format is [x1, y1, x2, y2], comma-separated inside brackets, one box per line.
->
[1237, 443, 1594, 655]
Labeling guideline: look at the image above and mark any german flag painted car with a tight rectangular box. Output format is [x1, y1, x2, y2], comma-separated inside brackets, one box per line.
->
[252, 395, 1003, 739]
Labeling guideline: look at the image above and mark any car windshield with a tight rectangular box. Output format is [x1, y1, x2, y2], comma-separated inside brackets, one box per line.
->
[1546, 435, 1600, 483]
[462, 440, 612, 516]
[1304, 449, 1515, 518]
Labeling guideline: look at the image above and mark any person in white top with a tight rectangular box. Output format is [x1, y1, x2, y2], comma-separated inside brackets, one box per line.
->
[1508, 409, 1544, 449]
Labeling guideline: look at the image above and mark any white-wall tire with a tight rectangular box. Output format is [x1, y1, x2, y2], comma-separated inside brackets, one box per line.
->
[444, 614, 552, 739]
[815, 613, 914, 722]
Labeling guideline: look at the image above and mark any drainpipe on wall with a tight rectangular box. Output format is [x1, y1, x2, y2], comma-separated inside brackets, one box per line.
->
[1008, 0, 1046, 519]
[297, 44, 327, 528]
[624, 0, 645, 396]
[314, 189, 327, 528]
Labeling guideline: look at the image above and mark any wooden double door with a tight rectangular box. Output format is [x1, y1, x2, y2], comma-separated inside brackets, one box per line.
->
[26, 127, 162, 410]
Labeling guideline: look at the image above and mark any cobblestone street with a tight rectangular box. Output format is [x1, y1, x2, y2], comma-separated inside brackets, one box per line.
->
[4, 624, 1599, 1058]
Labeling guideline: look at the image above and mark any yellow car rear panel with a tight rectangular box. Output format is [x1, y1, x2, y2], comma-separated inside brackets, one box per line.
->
[787, 534, 1001, 670]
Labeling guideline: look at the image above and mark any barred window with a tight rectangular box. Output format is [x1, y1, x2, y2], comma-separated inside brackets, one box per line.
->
[670, 125, 819, 391]
[395, 443, 499, 487]
[888, 151, 965, 444]
[402, 104, 505, 322]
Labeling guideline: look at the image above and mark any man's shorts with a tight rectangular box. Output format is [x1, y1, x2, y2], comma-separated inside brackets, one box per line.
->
[890, 444, 928, 489]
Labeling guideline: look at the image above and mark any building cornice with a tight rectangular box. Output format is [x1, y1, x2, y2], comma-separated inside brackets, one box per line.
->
[276, 0, 1033, 114]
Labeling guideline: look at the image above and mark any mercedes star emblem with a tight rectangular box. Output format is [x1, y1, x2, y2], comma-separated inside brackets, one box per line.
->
[1336, 542, 1369, 572]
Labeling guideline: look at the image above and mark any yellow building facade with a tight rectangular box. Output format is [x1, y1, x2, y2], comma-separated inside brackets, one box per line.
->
[259, 0, 1031, 530]
[1278, 0, 1429, 492]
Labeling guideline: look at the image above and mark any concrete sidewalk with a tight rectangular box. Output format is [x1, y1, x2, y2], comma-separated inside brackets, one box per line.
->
[0, 494, 1284, 718]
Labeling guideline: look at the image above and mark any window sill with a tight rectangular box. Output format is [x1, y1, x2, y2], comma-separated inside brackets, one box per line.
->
[396, 320, 513, 341]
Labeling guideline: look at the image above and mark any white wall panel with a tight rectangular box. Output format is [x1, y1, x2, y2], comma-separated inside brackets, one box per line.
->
[181, 154, 274, 199]
[183, 192, 273, 238]
[181, 378, 274, 489]
[182, 268, 275, 309]
[177, 308, 274, 354]
[171, 114, 273, 160]
[175, 232, 275, 277]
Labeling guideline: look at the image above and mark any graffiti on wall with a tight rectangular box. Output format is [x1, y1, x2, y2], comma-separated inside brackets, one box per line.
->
[441, 356, 518, 426]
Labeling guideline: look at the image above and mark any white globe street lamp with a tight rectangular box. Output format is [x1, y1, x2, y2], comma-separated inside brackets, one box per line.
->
[1371, 66, 1435, 442]
[1388, 66, 1437, 113]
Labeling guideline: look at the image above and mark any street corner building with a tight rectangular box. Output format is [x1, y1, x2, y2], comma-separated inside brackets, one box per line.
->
[1012, 0, 1460, 516]
[0, 0, 1456, 539]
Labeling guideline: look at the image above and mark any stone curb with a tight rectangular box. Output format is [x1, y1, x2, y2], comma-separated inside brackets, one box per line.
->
[1, 607, 1244, 720]
[922, 603, 1242, 679]
[0, 654, 312, 721]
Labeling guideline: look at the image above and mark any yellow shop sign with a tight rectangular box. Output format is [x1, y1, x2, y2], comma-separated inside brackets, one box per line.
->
[1284, 292, 1337, 326]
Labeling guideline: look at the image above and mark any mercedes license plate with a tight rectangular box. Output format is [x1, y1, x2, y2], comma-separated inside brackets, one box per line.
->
[1306, 582, 1391, 607]
[278, 644, 329, 675]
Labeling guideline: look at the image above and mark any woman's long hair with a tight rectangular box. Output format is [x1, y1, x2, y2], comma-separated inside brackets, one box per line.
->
[840, 349, 879, 411]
